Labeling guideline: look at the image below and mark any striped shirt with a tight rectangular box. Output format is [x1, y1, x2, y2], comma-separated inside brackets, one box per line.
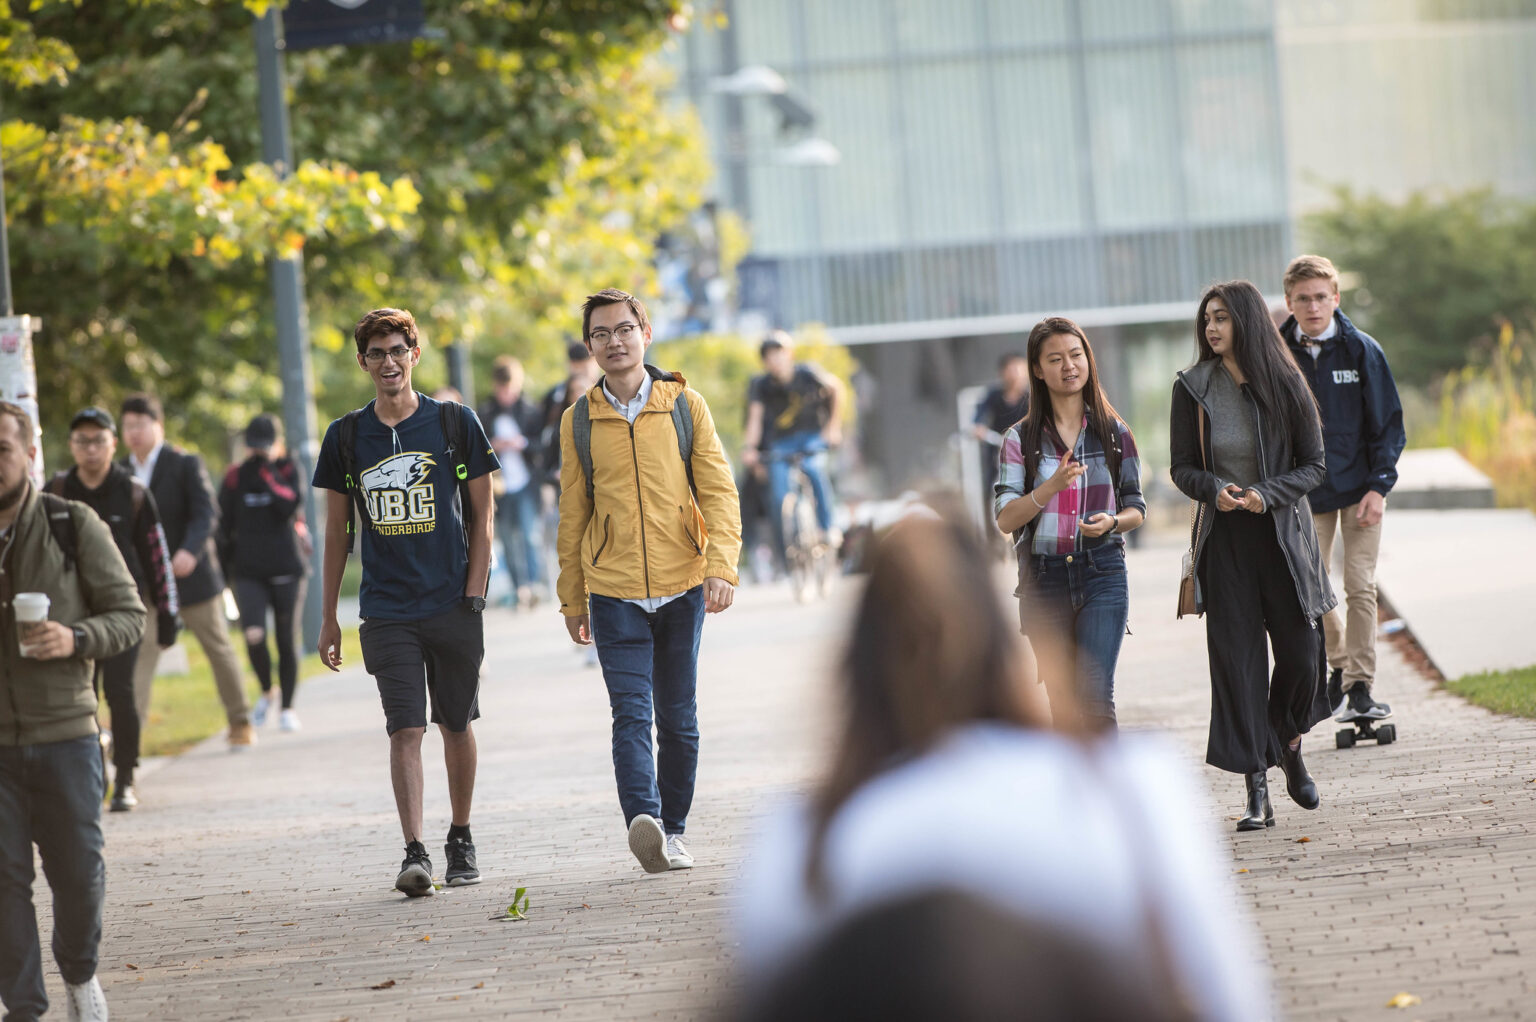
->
[994, 417, 1146, 556]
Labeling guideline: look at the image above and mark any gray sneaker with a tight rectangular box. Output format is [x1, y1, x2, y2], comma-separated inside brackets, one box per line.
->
[395, 841, 435, 897]
[627, 815, 670, 874]
[665, 834, 694, 870]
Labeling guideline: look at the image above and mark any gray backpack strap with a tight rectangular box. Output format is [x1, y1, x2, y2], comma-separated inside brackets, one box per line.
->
[671, 391, 697, 497]
[572, 395, 595, 502]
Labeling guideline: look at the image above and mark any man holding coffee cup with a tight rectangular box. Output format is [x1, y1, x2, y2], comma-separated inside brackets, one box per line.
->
[0, 401, 146, 1022]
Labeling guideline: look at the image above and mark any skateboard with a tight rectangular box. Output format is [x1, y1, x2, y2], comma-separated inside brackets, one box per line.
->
[1335, 711, 1396, 749]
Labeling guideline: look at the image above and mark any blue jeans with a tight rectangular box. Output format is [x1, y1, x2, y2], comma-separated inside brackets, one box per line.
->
[0, 735, 106, 1021]
[589, 587, 706, 835]
[496, 483, 545, 594]
[1018, 544, 1129, 732]
[767, 433, 834, 534]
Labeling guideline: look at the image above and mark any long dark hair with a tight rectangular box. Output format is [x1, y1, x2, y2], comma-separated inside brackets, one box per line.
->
[1017, 317, 1130, 488]
[805, 508, 1051, 895]
[1195, 281, 1319, 428]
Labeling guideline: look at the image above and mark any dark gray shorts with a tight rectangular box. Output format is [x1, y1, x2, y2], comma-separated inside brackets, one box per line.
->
[358, 602, 484, 735]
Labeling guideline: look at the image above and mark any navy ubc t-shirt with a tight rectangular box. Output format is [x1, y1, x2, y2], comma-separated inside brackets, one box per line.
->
[313, 394, 497, 621]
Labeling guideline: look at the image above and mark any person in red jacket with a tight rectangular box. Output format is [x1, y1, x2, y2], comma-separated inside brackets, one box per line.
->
[219, 415, 311, 732]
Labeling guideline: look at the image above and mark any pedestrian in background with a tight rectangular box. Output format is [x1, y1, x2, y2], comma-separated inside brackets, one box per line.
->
[120, 393, 256, 749]
[994, 318, 1144, 733]
[0, 401, 146, 1022]
[478, 356, 547, 609]
[733, 511, 1267, 1022]
[1280, 255, 1405, 720]
[1170, 280, 1335, 832]
[219, 414, 310, 732]
[972, 351, 1029, 521]
[47, 407, 179, 812]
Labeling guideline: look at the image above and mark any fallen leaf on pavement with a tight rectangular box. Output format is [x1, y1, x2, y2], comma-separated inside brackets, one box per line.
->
[371, 980, 396, 990]
[1236, 869, 1249, 873]
[421, 935, 431, 942]
[1295, 837, 1311, 843]
[1385, 992, 1421, 1008]
[473, 982, 485, 989]
[125, 964, 138, 970]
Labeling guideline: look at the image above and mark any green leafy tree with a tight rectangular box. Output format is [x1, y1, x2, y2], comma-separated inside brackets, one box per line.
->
[2, 0, 705, 465]
[1302, 187, 1536, 386]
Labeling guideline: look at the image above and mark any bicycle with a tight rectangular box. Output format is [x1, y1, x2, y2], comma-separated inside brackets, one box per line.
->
[775, 451, 837, 603]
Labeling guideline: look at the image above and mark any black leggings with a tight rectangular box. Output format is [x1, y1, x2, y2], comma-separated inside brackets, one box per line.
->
[232, 575, 305, 710]
[94, 645, 140, 781]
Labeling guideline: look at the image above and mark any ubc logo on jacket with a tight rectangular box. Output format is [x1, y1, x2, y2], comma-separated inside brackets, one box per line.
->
[1332, 369, 1360, 384]
[361, 452, 437, 534]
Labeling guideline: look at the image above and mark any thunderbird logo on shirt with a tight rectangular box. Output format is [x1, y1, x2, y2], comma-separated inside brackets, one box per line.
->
[360, 452, 436, 534]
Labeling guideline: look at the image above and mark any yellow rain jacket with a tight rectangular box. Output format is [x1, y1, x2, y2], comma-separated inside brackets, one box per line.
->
[557, 370, 742, 614]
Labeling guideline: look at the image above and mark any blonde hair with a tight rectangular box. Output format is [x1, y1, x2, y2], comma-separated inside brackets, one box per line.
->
[1283, 254, 1340, 297]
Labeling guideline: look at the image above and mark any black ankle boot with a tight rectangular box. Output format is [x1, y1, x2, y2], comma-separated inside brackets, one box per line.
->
[1237, 771, 1273, 831]
[1280, 740, 1320, 810]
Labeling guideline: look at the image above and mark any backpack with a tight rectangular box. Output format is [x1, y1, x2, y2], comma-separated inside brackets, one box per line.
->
[336, 400, 472, 553]
[41, 474, 145, 574]
[37, 492, 81, 573]
[570, 369, 696, 502]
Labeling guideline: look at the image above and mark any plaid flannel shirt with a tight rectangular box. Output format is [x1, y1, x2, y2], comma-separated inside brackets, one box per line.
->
[993, 417, 1145, 556]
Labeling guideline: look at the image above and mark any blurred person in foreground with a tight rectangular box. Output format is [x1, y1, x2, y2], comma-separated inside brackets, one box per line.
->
[733, 509, 1269, 1022]
[0, 401, 146, 1022]
[218, 414, 311, 732]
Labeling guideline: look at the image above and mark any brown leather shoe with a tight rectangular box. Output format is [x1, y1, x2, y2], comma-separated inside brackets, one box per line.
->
[228, 722, 257, 748]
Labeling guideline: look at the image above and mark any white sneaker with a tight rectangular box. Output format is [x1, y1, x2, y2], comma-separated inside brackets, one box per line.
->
[279, 709, 301, 732]
[252, 694, 271, 728]
[627, 815, 669, 874]
[665, 833, 694, 870]
[65, 975, 108, 1022]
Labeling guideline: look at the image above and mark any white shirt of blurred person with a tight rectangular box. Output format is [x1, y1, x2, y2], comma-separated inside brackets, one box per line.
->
[741, 332, 844, 539]
[734, 513, 1269, 1022]
[477, 357, 547, 604]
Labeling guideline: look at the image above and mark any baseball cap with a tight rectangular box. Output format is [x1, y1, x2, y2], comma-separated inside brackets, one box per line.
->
[70, 407, 115, 433]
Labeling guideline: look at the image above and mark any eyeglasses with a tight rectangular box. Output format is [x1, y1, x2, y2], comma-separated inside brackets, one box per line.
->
[1291, 293, 1335, 307]
[363, 345, 415, 365]
[69, 435, 113, 449]
[588, 323, 639, 345]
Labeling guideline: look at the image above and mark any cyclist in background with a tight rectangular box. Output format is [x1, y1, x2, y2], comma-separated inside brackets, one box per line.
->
[741, 331, 844, 558]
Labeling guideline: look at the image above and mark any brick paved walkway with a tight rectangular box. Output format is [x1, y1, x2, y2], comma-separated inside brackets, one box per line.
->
[31, 543, 1536, 1020]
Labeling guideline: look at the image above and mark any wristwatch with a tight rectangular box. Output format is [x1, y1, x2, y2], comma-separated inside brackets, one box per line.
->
[464, 596, 486, 614]
[71, 625, 87, 655]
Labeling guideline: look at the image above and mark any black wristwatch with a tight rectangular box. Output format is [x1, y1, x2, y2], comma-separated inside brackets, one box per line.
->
[464, 596, 486, 614]
[71, 625, 87, 655]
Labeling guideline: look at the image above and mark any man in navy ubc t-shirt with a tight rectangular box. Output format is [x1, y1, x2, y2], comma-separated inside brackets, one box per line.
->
[312, 307, 497, 898]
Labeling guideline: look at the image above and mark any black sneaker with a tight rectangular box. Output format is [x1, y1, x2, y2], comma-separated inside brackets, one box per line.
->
[1344, 684, 1391, 720]
[110, 782, 137, 813]
[395, 841, 435, 897]
[1326, 668, 1344, 716]
[444, 835, 480, 886]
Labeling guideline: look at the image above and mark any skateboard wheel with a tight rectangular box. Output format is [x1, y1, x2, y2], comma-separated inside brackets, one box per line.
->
[1335, 728, 1356, 749]
[1377, 724, 1396, 745]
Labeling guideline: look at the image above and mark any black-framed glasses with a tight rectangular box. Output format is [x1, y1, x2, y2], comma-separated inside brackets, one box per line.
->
[589, 323, 639, 345]
[69, 434, 113, 449]
[363, 345, 415, 365]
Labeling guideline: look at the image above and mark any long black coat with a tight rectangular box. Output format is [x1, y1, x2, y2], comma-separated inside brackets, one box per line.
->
[1169, 359, 1337, 622]
[122, 445, 227, 607]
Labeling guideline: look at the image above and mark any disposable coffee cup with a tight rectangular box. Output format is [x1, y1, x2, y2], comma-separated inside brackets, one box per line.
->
[14, 592, 50, 658]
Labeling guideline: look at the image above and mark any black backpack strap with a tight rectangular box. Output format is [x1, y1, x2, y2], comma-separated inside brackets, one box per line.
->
[572, 395, 595, 502]
[438, 400, 473, 546]
[671, 390, 697, 498]
[38, 492, 80, 573]
[337, 409, 368, 553]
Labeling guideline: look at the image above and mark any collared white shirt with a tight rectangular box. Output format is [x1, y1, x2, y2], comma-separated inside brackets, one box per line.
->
[598, 373, 685, 613]
[130, 442, 164, 487]
[1301, 317, 1338, 360]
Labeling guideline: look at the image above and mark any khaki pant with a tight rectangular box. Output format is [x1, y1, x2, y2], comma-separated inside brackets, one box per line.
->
[132, 595, 251, 728]
[1313, 502, 1382, 690]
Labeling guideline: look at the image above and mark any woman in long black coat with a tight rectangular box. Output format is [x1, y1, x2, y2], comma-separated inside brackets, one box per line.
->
[1170, 280, 1336, 831]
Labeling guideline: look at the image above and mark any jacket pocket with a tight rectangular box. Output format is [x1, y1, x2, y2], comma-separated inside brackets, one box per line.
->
[678, 505, 702, 556]
[590, 515, 613, 567]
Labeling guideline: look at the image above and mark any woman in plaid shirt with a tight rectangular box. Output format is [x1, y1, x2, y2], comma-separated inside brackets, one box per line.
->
[994, 317, 1146, 733]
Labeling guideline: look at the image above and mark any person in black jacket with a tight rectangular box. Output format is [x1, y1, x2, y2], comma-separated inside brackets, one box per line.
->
[119, 394, 255, 748]
[219, 415, 311, 732]
[46, 407, 180, 812]
[1280, 255, 1406, 720]
[478, 356, 547, 608]
[1170, 281, 1336, 832]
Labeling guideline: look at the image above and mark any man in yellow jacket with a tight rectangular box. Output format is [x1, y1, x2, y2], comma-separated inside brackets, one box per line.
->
[557, 288, 743, 875]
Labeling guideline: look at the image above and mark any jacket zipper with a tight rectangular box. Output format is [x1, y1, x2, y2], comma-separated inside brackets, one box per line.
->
[629, 421, 652, 598]
[591, 515, 612, 566]
[679, 505, 702, 555]
[1249, 389, 1313, 625]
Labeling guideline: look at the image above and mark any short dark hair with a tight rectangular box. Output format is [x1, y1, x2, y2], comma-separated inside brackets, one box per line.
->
[491, 355, 520, 386]
[354, 308, 420, 355]
[998, 352, 1026, 371]
[760, 329, 793, 359]
[580, 288, 650, 343]
[0, 401, 33, 442]
[120, 393, 163, 422]
[565, 339, 593, 363]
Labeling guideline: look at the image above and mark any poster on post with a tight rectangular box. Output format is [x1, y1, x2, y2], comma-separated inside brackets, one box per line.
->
[283, 0, 426, 51]
[0, 315, 44, 484]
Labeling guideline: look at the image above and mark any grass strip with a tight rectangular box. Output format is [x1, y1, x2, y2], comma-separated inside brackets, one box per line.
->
[1446, 665, 1536, 719]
